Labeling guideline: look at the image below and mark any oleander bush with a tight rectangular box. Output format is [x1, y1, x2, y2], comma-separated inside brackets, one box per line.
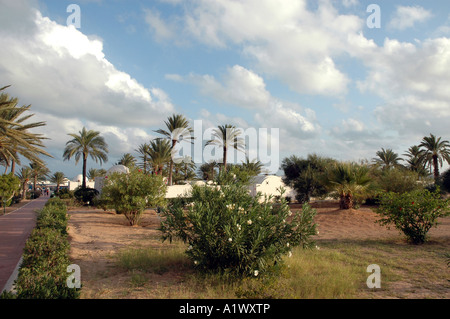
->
[100, 168, 167, 226]
[375, 188, 450, 244]
[159, 172, 318, 278]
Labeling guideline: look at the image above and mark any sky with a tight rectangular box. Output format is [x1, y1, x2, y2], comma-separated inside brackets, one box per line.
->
[1, 0, 450, 179]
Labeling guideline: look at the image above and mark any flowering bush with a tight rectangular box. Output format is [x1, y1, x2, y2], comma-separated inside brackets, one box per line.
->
[375, 188, 450, 244]
[100, 168, 167, 226]
[159, 174, 317, 277]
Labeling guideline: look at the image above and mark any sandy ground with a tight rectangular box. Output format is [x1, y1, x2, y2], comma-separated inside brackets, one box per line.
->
[67, 201, 450, 299]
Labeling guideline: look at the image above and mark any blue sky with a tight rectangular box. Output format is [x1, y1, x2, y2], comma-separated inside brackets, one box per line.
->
[1, 0, 450, 179]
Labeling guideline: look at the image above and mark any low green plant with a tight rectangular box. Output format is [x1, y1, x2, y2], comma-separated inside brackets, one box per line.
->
[11, 201, 80, 299]
[0, 173, 20, 212]
[74, 187, 99, 205]
[375, 188, 450, 244]
[159, 172, 318, 278]
[100, 168, 167, 226]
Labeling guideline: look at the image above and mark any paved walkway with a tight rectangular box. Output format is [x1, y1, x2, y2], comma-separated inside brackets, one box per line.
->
[0, 196, 49, 292]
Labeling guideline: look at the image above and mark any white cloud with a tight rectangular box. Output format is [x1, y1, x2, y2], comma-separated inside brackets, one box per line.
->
[389, 5, 433, 31]
[0, 0, 176, 175]
[152, 0, 364, 96]
[0, 4, 175, 128]
[144, 8, 175, 41]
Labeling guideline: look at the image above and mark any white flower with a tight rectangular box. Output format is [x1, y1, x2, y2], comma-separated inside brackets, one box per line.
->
[228, 237, 233, 242]
[194, 260, 198, 265]
[187, 245, 193, 251]
[288, 211, 292, 216]
[286, 242, 290, 247]
[316, 230, 320, 235]
[236, 224, 241, 231]
[288, 251, 292, 258]
[315, 245, 320, 250]
[247, 220, 252, 225]
[254, 270, 259, 277]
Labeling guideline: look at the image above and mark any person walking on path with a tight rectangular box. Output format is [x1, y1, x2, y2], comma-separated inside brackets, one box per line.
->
[0, 196, 48, 293]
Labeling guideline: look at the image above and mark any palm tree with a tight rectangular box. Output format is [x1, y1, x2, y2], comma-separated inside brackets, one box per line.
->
[241, 157, 264, 176]
[0, 87, 52, 173]
[16, 166, 32, 200]
[29, 161, 50, 192]
[206, 124, 245, 173]
[155, 114, 194, 186]
[117, 153, 136, 168]
[87, 168, 106, 181]
[403, 145, 427, 176]
[147, 138, 172, 176]
[372, 148, 403, 170]
[324, 162, 372, 210]
[63, 127, 109, 189]
[50, 172, 66, 192]
[174, 156, 197, 183]
[199, 161, 219, 181]
[136, 143, 150, 174]
[419, 134, 450, 181]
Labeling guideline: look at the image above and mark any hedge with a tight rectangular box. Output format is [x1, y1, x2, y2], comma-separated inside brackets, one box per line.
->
[2, 198, 81, 299]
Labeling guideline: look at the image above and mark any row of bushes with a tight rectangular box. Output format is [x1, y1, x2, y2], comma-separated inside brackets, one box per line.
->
[2, 197, 80, 299]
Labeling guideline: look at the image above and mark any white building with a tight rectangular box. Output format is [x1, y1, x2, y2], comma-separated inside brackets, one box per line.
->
[248, 175, 296, 200]
[68, 174, 95, 191]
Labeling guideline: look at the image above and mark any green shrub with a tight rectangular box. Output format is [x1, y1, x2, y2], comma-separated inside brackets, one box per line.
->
[371, 167, 426, 194]
[45, 197, 68, 210]
[20, 228, 69, 269]
[15, 262, 80, 299]
[440, 168, 450, 193]
[0, 173, 20, 210]
[36, 207, 68, 235]
[12, 201, 80, 299]
[100, 168, 167, 226]
[54, 188, 74, 199]
[375, 188, 450, 244]
[74, 187, 99, 205]
[159, 173, 318, 278]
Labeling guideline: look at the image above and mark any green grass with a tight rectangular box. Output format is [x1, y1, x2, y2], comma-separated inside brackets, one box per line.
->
[110, 237, 449, 299]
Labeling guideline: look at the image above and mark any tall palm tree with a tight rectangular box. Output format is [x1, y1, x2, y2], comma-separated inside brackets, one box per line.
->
[16, 166, 32, 200]
[50, 172, 66, 192]
[29, 161, 50, 192]
[136, 143, 150, 174]
[117, 153, 136, 168]
[155, 114, 194, 186]
[206, 124, 245, 173]
[372, 148, 403, 170]
[63, 127, 109, 189]
[403, 145, 427, 176]
[324, 162, 372, 210]
[419, 134, 450, 181]
[0, 87, 52, 173]
[147, 138, 172, 176]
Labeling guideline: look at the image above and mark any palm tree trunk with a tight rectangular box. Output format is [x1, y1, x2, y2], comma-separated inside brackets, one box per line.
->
[433, 155, 439, 180]
[21, 180, 28, 200]
[223, 146, 227, 173]
[82, 154, 87, 189]
[340, 193, 353, 210]
[168, 140, 177, 186]
[10, 160, 16, 175]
